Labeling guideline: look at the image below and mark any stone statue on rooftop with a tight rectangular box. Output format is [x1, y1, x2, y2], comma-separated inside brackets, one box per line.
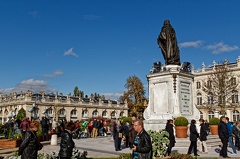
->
[157, 20, 180, 65]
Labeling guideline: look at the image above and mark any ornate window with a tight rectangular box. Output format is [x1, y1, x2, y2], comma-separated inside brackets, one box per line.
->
[120, 111, 124, 117]
[71, 109, 77, 115]
[208, 92, 214, 104]
[59, 109, 65, 115]
[232, 90, 238, 103]
[233, 110, 240, 122]
[111, 111, 116, 119]
[231, 77, 237, 85]
[47, 108, 53, 115]
[102, 111, 107, 117]
[207, 80, 212, 88]
[92, 110, 98, 117]
[196, 82, 201, 89]
[208, 111, 214, 120]
[197, 93, 202, 105]
[82, 110, 88, 118]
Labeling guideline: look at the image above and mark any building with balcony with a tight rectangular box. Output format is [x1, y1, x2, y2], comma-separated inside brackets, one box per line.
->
[0, 91, 128, 124]
[192, 56, 240, 122]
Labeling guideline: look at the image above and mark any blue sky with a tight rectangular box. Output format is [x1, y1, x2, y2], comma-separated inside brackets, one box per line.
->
[0, 1, 240, 99]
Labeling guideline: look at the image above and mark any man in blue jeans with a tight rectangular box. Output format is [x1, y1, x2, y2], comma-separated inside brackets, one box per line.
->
[226, 117, 237, 155]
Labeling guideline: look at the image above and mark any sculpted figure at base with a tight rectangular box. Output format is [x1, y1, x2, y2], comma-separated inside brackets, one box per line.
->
[157, 20, 180, 65]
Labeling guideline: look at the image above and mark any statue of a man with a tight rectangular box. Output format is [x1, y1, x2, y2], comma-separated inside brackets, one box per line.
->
[157, 20, 180, 65]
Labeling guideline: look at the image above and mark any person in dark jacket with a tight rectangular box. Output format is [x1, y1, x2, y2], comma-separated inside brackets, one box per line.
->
[59, 121, 75, 159]
[129, 116, 138, 148]
[40, 116, 49, 141]
[132, 120, 152, 159]
[92, 119, 100, 138]
[113, 120, 123, 151]
[123, 121, 130, 148]
[233, 121, 240, 151]
[18, 121, 43, 159]
[165, 119, 175, 156]
[218, 116, 229, 158]
[187, 119, 199, 157]
[198, 119, 208, 153]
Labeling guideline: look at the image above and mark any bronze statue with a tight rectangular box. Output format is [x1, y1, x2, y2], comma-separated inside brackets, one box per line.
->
[157, 20, 180, 65]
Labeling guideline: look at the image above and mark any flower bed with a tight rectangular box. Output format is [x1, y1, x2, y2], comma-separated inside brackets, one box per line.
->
[0, 138, 22, 148]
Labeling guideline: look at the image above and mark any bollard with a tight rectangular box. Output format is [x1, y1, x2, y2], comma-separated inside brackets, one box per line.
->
[51, 134, 58, 145]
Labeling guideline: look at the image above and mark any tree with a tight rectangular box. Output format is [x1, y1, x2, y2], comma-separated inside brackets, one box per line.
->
[74, 86, 80, 97]
[16, 108, 26, 121]
[122, 75, 147, 117]
[73, 86, 84, 98]
[201, 60, 238, 113]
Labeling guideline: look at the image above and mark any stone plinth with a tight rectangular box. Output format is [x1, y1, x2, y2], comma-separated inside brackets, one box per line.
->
[144, 65, 200, 131]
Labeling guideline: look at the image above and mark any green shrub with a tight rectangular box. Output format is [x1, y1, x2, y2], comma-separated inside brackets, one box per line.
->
[148, 130, 170, 158]
[174, 116, 188, 126]
[37, 129, 43, 135]
[8, 127, 13, 139]
[120, 116, 132, 125]
[16, 108, 26, 121]
[209, 117, 220, 125]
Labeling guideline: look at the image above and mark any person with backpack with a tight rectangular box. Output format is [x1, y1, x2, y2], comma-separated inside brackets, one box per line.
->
[199, 119, 208, 154]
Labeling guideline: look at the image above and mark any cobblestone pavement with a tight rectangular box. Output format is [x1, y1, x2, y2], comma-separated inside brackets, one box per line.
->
[39, 136, 132, 158]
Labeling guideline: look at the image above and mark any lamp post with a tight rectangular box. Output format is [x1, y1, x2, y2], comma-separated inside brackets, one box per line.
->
[28, 96, 41, 120]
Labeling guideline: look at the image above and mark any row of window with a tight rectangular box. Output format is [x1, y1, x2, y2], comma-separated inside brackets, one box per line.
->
[196, 77, 237, 89]
[196, 92, 239, 105]
[200, 110, 240, 122]
[45, 108, 124, 118]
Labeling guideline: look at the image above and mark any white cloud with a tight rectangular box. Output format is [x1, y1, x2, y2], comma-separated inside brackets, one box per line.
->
[43, 70, 63, 78]
[179, 40, 203, 48]
[63, 48, 78, 57]
[206, 42, 239, 54]
[101, 92, 123, 100]
[0, 79, 54, 95]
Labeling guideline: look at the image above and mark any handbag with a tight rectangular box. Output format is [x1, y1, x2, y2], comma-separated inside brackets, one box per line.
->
[118, 132, 123, 138]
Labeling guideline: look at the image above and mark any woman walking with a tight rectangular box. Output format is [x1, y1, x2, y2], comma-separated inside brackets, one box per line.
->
[59, 121, 75, 159]
[18, 121, 43, 159]
[187, 119, 199, 157]
[199, 119, 208, 154]
[165, 119, 175, 156]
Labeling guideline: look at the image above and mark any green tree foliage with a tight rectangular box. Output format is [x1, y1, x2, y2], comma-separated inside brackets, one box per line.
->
[73, 86, 84, 98]
[122, 75, 147, 117]
[16, 108, 26, 121]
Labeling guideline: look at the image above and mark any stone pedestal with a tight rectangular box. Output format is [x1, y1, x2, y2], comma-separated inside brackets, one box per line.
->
[144, 65, 200, 131]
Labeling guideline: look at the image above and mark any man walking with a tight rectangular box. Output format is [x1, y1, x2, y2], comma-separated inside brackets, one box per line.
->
[226, 117, 237, 155]
[129, 116, 137, 148]
[132, 120, 152, 159]
[218, 116, 230, 158]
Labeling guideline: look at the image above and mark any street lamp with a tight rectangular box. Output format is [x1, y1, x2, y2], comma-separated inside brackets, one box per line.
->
[28, 96, 41, 120]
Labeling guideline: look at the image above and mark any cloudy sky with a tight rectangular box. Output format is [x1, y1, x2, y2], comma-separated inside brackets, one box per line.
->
[0, 1, 239, 99]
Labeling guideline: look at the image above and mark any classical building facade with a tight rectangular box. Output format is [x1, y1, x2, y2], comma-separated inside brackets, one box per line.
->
[192, 57, 240, 122]
[0, 91, 128, 124]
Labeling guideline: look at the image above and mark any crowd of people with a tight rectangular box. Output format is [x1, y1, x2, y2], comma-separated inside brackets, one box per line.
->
[2, 114, 240, 158]
[185, 116, 240, 158]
